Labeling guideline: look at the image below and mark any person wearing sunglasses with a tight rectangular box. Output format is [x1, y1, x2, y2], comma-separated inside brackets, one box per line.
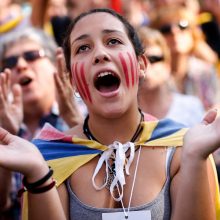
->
[0, 27, 85, 219]
[137, 26, 205, 127]
[148, 0, 220, 61]
[150, 5, 220, 110]
[1, 50, 46, 71]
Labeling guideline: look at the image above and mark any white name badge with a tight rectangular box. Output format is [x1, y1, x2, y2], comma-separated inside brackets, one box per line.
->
[102, 210, 151, 220]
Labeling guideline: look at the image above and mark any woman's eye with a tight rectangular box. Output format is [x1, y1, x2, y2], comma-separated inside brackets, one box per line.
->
[77, 45, 90, 53]
[108, 38, 121, 45]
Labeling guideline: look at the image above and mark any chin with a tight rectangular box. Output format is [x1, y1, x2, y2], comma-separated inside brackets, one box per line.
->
[23, 94, 41, 106]
[100, 106, 127, 119]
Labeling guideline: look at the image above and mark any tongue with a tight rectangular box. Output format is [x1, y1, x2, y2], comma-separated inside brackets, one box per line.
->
[99, 84, 118, 93]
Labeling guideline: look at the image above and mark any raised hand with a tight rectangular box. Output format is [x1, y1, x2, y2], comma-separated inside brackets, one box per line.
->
[183, 109, 220, 159]
[0, 69, 23, 134]
[54, 47, 83, 127]
[0, 127, 47, 179]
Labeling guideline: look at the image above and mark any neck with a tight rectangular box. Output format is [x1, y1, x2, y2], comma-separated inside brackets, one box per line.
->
[85, 107, 142, 145]
[138, 85, 172, 119]
[23, 119, 40, 136]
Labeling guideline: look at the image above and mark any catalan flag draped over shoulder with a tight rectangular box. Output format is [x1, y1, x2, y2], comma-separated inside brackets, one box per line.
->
[22, 118, 220, 219]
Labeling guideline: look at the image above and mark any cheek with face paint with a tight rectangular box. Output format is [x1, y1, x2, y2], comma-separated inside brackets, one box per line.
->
[71, 62, 92, 103]
[80, 63, 92, 103]
[118, 52, 138, 88]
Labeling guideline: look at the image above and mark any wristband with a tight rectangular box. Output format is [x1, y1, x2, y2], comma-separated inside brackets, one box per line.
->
[17, 179, 56, 197]
[23, 166, 53, 190]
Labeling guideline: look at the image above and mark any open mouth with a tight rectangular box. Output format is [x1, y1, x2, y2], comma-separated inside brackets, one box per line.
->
[94, 71, 120, 93]
[19, 77, 33, 86]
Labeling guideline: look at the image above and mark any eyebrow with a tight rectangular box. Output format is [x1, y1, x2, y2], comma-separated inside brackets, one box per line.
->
[71, 29, 123, 45]
[72, 34, 89, 45]
[102, 29, 121, 34]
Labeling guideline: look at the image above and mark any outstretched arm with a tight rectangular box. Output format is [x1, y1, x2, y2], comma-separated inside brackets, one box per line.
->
[171, 109, 220, 220]
[0, 128, 66, 219]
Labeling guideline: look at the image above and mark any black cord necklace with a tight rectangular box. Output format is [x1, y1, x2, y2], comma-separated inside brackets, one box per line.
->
[83, 109, 144, 143]
[83, 110, 144, 191]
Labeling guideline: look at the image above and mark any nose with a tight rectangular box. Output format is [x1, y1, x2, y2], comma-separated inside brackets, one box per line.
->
[93, 47, 110, 65]
[15, 56, 28, 73]
[94, 55, 110, 64]
[170, 25, 182, 34]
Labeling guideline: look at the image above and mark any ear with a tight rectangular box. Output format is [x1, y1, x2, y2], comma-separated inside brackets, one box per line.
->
[71, 80, 80, 97]
[138, 54, 148, 79]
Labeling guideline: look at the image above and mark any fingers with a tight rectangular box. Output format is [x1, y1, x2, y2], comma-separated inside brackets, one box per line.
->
[11, 84, 23, 109]
[202, 109, 218, 125]
[56, 48, 64, 79]
[5, 69, 11, 92]
[56, 48, 67, 77]
[0, 72, 8, 101]
[54, 72, 65, 95]
[3, 70, 11, 98]
[56, 47, 71, 84]
[0, 127, 14, 145]
[0, 69, 12, 103]
[0, 80, 6, 109]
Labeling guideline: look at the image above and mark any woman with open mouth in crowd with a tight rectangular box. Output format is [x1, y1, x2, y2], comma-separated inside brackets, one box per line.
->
[0, 8, 219, 220]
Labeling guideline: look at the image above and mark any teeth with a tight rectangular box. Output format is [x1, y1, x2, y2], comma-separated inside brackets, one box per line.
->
[97, 71, 113, 78]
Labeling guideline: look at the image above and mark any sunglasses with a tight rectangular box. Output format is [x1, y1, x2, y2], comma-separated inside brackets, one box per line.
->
[159, 20, 189, 35]
[147, 55, 164, 64]
[2, 50, 46, 70]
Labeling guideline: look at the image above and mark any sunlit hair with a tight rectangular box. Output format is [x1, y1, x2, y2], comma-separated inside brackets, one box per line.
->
[137, 26, 171, 64]
[63, 8, 144, 72]
[149, 5, 204, 53]
[150, 5, 197, 29]
[0, 27, 57, 64]
[149, 5, 218, 64]
[151, 5, 215, 58]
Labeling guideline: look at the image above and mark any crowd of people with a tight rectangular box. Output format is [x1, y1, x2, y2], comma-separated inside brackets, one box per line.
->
[0, 0, 220, 219]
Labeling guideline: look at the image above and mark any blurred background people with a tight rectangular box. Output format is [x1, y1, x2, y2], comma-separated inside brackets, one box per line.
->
[0, 0, 48, 46]
[137, 26, 205, 126]
[0, 27, 68, 138]
[147, 0, 220, 72]
[43, 0, 120, 46]
[121, 0, 150, 27]
[150, 4, 220, 110]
